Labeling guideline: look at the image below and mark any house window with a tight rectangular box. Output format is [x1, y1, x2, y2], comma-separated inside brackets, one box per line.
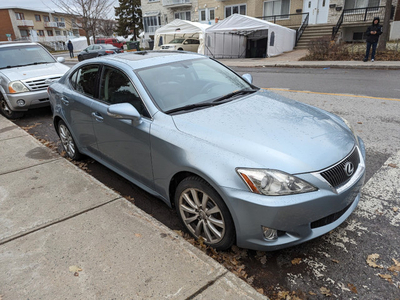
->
[43, 15, 50, 22]
[344, 0, 380, 9]
[225, 4, 246, 18]
[20, 29, 29, 37]
[200, 8, 215, 23]
[38, 30, 45, 36]
[54, 17, 59, 22]
[174, 11, 191, 20]
[60, 17, 65, 22]
[55, 30, 61, 36]
[47, 30, 54, 36]
[35, 14, 41, 21]
[263, 0, 290, 17]
[143, 15, 161, 33]
[15, 12, 25, 20]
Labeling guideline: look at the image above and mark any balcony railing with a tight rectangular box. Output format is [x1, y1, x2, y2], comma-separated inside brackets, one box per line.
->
[332, 6, 394, 40]
[57, 22, 66, 28]
[16, 19, 34, 27]
[162, 0, 191, 7]
[44, 22, 58, 28]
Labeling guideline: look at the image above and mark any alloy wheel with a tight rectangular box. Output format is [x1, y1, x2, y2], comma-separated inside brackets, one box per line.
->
[178, 188, 225, 244]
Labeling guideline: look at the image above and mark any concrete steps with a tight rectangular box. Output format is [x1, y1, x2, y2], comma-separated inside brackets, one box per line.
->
[295, 24, 337, 49]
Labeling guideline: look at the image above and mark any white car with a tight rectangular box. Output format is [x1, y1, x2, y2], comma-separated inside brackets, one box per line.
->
[160, 38, 200, 52]
[0, 42, 69, 119]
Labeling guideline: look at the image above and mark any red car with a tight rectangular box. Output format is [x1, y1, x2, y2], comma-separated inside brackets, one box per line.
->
[96, 38, 124, 49]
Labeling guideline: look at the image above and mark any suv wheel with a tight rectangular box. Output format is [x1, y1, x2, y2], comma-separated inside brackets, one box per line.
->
[0, 95, 24, 119]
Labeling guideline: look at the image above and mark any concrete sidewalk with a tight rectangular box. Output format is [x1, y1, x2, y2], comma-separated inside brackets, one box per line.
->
[0, 115, 267, 299]
[61, 49, 400, 70]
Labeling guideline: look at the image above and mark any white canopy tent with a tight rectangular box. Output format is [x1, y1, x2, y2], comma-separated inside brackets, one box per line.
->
[205, 14, 296, 58]
[153, 20, 211, 54]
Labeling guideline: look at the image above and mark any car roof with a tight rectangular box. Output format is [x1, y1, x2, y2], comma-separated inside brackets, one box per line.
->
[94, 51, 205, 70]
[0, 41, 39, 49]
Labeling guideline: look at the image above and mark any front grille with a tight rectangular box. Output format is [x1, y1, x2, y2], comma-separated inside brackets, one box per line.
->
[24, 76, 61, 91]
[320, 148, 360, 188]
[311, 201, 353, 229]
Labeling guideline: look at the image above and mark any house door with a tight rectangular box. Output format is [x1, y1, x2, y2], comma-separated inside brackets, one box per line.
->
[303, 0, 330, 24]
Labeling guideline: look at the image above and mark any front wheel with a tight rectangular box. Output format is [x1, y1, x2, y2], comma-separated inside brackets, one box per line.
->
[0, 96, 24, 119]
[77, 55, 83, 62]
[175, 176, 235, 250]
[58, 120, 82, 160]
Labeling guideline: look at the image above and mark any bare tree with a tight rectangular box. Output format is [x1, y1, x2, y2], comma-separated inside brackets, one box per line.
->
[52, 0, 114, 45]
[377, 0, 393, 51]
[97, 19, 117, 37]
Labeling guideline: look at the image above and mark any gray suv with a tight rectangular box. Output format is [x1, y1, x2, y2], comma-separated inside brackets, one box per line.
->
[0, 42, 70, 118]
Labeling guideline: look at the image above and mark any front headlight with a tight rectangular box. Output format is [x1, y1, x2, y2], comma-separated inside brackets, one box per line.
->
[8, 81, 29, 93]
[236, 168, 317, 196]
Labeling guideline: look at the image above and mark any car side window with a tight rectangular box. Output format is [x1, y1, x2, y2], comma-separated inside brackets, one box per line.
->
[71, 64, 100, 98]
[100, 66, 149, 118]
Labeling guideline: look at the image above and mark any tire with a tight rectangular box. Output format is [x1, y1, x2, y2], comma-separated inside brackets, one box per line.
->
[175, 176, 235, 250]
[58, 120, 82, 160]
[0, 95, 24, 119]
[177, 48, 183, 51]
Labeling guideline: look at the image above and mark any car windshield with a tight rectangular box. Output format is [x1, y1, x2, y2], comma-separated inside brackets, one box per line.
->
[136, 58, 255, 113]
[169, 39, 185, 44]
[0, 45, 55, 69]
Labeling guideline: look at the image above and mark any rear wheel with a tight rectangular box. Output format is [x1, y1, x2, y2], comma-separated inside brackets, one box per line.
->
[77, 55, 83, 62]
[175, 176, 235, 250]
[58, 120, 82, 160]
[0, 95, 24, 119]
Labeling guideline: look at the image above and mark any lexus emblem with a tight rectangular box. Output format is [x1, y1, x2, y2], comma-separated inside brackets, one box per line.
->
[344, 162, 355, 177]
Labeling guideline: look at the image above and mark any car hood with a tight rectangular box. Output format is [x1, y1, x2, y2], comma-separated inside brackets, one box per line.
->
[0, 63, 69, 81]
[172, 91, 356, 174]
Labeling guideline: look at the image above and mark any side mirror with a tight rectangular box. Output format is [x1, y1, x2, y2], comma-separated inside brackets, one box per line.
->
[107, 103, 142, 125]
[57, 57, 65, 63]
[242, 74, 253, 84]
[85, 49, 89, 52]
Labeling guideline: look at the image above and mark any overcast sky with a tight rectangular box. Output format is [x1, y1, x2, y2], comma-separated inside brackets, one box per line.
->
[10, 0, 120, 17]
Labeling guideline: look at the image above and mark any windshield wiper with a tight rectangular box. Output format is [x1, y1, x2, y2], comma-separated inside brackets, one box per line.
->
[1, 62, 49, 69]
[212, 88, 258, 103]
[165, 102, 216, 114]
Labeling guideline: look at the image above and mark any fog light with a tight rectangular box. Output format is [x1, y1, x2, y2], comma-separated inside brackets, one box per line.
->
[17, 99, 25, 107]
[262, 226, 278, 241]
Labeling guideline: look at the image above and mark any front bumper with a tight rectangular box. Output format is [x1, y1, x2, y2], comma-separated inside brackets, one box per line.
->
[4, 90, 50, 112]
[221, 145, 366, 251]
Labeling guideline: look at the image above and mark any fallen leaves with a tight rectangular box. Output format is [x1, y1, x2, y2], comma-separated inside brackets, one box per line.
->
[69, 265, 82, 277]
[320, 287, 332, 297]
[347, 283, 358, 294]
[291, 258, 302, 265]
[388, 163, 398, 168]
[378, 273, 392, 283]
[366, 254, 383, 268]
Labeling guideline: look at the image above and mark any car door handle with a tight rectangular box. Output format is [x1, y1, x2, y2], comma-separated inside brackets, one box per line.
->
[91, 112, 104, 122]
[61, 97, 69, 106]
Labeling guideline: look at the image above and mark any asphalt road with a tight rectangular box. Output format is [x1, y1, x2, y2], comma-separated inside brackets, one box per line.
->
[11, 66, 400, 299]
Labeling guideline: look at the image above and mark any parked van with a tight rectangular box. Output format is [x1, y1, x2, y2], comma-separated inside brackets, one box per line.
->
[96, 38, 124, 49]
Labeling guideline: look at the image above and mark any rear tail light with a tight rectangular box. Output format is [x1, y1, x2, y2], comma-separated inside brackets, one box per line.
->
[105, 50, 114, 54]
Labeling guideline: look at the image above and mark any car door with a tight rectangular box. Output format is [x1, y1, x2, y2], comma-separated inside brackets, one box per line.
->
[90, 65, 154, 188]
[61, 64, 100, 155]
[89, 45, 102, 58]
[82, 45, 94, 60]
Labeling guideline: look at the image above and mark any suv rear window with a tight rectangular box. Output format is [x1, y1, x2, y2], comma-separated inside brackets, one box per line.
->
[0, 45, 55, 69]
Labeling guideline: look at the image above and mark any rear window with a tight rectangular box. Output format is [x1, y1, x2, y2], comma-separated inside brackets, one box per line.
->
[0, 45, 55, 69]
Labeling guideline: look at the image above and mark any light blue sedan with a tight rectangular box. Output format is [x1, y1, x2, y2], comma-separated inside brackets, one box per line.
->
[48, 51, 366, 251]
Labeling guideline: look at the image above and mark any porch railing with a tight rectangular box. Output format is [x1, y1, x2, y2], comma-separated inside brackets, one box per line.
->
[332, 6, 390, 40]
[257, 13, 309, 46]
